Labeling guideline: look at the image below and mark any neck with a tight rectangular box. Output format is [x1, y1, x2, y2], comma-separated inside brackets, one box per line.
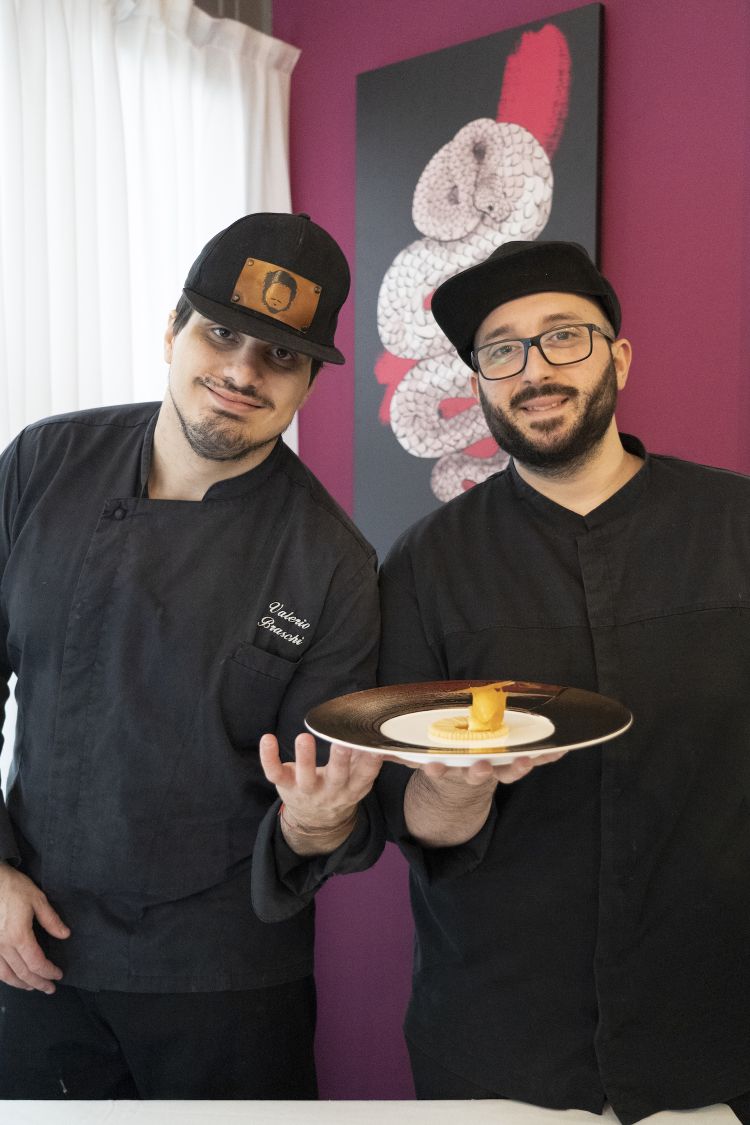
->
[148, 398, 277, 501]
[513, 423, 643, 515]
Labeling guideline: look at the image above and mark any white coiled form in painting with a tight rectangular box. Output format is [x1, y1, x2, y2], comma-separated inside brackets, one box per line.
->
[377, 118, 552, 500]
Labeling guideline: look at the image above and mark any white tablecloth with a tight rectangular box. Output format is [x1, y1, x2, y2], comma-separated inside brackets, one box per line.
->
[0, 1101, 736, 1124]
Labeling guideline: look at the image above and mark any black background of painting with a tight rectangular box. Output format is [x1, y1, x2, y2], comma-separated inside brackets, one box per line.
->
[354, 3, 602, 560]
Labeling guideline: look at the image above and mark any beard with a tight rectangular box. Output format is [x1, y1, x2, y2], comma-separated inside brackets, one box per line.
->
[169, 379, 278, 463]
[477, 356, 619, 477]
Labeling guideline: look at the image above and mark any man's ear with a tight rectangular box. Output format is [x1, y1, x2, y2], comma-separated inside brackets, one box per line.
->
[470, 372, 480, 401]
[612, 336, 633, 391]
[164, 310, 177, 364]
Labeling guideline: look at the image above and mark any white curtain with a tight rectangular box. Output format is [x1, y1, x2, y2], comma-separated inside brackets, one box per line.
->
[0, 0, 299, 448]
[0, 0, 300, 784]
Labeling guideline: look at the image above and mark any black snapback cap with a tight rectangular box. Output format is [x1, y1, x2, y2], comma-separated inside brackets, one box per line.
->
[431, 240, 622, 368]
[183, 212, 350, 365]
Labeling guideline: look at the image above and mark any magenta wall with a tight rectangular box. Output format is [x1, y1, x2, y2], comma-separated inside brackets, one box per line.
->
[273, 0, 750, 1100]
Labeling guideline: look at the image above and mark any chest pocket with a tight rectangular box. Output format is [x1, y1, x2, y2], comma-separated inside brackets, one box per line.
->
[220, 642, 298, 751]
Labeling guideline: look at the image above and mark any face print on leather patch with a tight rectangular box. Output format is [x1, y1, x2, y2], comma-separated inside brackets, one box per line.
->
[231, 258, 322, 331]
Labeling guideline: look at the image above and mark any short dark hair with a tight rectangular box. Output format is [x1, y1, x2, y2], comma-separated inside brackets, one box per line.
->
[172, 293, 194, 336]
[171, 294, 323, 383]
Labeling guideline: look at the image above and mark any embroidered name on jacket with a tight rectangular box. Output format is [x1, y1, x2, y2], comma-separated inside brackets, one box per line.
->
[257, 601, 311, 647]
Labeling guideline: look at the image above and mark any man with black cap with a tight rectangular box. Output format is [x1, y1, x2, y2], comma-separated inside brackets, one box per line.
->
[0, 212, 384, 1098]
[372, 240, 750, 1122]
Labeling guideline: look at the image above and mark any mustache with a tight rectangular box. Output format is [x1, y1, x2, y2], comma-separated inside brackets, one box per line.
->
[199, 376, 274, 410]
[510, 383, 579, 409]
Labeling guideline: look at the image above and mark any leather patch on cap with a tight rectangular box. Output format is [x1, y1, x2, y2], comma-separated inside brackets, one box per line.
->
[231, 258, 321, 331]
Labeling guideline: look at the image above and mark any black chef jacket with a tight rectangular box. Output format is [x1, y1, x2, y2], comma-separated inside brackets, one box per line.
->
[0, 402, 381, 992]
[374, 435, 750, 1124]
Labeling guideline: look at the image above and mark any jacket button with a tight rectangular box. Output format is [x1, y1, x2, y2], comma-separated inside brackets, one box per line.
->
[113, 507, 127, 520]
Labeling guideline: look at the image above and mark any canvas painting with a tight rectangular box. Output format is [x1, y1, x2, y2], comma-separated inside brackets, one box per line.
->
[355, 4, 602, 558]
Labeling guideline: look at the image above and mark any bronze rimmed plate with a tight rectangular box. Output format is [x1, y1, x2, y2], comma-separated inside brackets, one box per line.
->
[305, 680, 633, 766]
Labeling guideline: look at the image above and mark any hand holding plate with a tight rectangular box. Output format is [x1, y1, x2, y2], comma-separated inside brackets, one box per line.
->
[418, 749, 568, 785]
[404, 750, 568, 848]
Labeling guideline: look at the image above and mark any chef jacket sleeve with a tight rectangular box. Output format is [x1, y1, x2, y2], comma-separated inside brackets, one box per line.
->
[251, 792, 385, 922]
[0, 436, 22, 864]
[375, 760, 498, 883]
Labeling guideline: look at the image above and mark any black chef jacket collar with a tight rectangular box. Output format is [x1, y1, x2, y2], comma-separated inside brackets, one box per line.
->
[138, 406, 288, 501]
[507, 433, 649, 533]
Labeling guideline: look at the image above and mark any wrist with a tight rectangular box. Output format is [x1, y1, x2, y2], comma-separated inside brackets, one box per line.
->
[405, 771, 497, 849]
[277, 802, 359, 858]
[417, 770, 497, 808]
[278, 802, 358, 839]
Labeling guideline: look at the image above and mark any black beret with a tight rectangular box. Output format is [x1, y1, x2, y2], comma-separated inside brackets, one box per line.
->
[431, 240, 621, 368]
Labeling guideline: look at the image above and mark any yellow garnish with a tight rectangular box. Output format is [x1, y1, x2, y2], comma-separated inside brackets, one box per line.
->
[426, 681, 514, 745]
[467, 681, 512, 731]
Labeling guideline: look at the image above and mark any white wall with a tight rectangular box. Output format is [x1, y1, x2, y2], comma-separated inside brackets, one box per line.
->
[1, 679, 16, 791]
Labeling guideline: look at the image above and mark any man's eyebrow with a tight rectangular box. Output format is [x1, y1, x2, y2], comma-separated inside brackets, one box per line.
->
[477, 312, 590, 345]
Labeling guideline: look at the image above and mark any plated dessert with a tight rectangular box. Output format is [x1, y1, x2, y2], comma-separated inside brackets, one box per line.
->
[304, 679, 633, 767]
[427, 681, 512, 743]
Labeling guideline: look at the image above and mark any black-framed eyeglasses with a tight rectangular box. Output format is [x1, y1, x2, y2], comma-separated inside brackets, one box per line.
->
[471, 323, 614, 381]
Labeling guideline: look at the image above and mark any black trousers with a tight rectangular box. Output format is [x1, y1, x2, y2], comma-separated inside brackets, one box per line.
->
[0, 977, 317, 1100]
[407, 1038, 750, 1123]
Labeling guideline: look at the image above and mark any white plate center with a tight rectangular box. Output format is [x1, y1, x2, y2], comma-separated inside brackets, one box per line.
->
[380, 707, 555, 750]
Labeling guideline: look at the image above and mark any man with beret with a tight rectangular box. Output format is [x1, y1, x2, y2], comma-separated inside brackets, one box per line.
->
[0, 212, 384, 1098]
[258, 240, 750, 1122]
[376, 240, 750, 1122]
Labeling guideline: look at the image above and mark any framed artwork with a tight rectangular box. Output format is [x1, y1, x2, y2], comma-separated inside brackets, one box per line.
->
[354, 3, 602, 558]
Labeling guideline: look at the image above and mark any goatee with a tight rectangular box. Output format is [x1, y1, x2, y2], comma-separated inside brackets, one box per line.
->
[169, 384, 276, 463]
